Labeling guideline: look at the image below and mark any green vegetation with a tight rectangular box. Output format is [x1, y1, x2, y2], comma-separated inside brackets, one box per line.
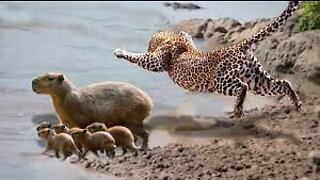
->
[298, 1, 320, 31]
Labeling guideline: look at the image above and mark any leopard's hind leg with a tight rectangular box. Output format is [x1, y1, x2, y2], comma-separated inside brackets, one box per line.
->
[240, 55, 302, 112]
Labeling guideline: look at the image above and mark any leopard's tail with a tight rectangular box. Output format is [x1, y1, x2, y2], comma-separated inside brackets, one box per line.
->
[239, 1, 300, 50]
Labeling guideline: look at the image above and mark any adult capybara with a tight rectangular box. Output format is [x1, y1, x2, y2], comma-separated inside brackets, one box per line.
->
[32, 72, 153, 149]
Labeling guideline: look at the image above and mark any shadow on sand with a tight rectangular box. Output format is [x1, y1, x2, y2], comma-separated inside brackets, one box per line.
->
[145, 107, 303, 145]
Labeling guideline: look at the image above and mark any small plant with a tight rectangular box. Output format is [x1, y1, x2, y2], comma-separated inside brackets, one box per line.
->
[298, 1, 320, 31]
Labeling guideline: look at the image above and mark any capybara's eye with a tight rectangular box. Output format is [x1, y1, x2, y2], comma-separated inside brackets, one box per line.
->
[48, 77, 54, 81]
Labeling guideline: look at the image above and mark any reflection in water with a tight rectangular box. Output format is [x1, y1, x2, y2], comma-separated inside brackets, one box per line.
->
[31, 113, 59, 125]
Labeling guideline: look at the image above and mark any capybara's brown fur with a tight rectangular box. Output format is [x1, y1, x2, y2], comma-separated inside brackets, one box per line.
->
[51, 124, 83, 152]
[36, 121, 51, 132]
[87, 122, 139, 156]
[32, 72, 153, 149]
[52, 123, 68, 134]
[37, 128, 80, 160]
[70, 129, 116, 158]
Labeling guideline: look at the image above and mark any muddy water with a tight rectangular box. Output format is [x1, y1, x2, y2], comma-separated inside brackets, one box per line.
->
[0, 1, 291, 179]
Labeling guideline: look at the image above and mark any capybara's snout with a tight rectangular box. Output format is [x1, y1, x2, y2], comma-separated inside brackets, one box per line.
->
[31, 79, 39, 93]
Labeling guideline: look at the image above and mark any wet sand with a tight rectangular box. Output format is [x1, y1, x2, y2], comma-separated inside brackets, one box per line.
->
[77, 94, 320, 180]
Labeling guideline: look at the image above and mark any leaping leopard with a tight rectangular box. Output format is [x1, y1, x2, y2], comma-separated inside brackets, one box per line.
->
[113, 1, 302, 118]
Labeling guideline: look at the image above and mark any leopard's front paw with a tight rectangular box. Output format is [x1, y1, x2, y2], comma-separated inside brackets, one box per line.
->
[113, 48, 126, 59]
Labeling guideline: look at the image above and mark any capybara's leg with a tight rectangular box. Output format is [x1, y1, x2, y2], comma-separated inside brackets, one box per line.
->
[81, 149, 89, 159]
[129, 145, 139, 157]
[92, 150, 99, 157]
[129, 124, 149, 150]
[55, 150, 60, 159]
[121, 147, 127, 155]
[107, 149, 115, 159]
[62, 150, 71, 161]
[74, 150, 82, 162]
[133, 135, 139, 144]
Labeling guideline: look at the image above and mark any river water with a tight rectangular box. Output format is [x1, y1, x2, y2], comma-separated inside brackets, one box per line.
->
[0, 1, 289, 179]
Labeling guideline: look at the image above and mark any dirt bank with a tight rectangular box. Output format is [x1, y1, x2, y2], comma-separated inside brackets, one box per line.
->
[74, 93, 320, 180]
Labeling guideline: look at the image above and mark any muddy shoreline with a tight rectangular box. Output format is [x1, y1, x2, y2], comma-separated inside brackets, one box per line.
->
[67, 94, 319, 180]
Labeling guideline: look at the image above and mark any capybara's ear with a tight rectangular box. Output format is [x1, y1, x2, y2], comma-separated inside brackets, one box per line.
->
[57, 74, 64, 83]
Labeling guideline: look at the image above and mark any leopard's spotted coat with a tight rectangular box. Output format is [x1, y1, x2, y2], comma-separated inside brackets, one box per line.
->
[114, 1, 302, 117]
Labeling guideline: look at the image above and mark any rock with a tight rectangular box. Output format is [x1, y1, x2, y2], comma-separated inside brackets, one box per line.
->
[173, 17, 241, 40]
[163, 2, 202, 10]
[155, 163, 165, 169]
[235, 165, 244, 171]
[173, 18, 212, 38]
[314, 105, 320, 120]
[214, 26, 228, 34]
[205, 18, 241, 36]
[256, 30, 320, 79]
[204, 32, 226, 51]
[161, 175, 170, 180]
[228, 19, 270, 44]
[144, 153, 152, 160]
[307, 67, 320, 85]
[214, 166, 228, 172]
[279, 13, 300, 34]
[308, 150, 320, 166]
[274, 61, 295, 74]
[177, 147, 184, 152]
